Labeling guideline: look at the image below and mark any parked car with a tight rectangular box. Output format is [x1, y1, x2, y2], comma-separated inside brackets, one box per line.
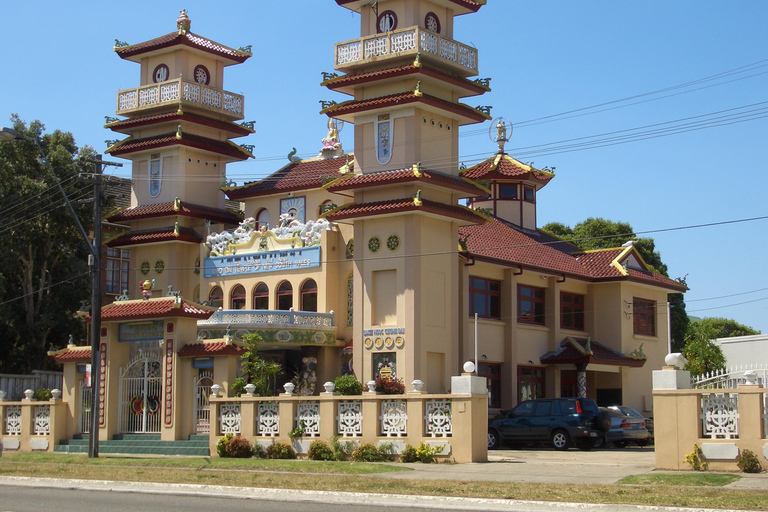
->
[488, 398, 611, 451]
[593, 407, 649, 448]
[607, 405, 653, 444]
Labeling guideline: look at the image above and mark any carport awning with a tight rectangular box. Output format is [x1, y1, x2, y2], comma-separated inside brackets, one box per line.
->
[540, 337, 646, 368]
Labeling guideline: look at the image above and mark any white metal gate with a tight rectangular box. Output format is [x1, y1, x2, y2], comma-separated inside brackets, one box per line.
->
[78, 380, 91, 434]
[194, 370, 213, 434]
[118, 353, 162, 434]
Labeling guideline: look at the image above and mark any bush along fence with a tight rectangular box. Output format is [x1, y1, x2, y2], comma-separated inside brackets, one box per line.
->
[653, 364, 768, 471]
[0, 389, 68, 453]
[208, 376, 488, 463]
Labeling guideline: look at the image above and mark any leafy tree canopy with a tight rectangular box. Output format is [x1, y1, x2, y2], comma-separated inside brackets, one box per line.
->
[682, 321, 726, 376]
[0, 115, 94, 373]
[692, 317, 760, 338]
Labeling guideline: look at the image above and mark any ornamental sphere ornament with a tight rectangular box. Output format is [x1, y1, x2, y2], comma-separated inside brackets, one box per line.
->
[489, 117, 512, 154]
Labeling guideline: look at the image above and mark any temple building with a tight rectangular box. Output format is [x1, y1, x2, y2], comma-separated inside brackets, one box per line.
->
[47, 1, 685, 446]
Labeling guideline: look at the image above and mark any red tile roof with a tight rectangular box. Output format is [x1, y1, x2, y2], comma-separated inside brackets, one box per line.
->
[324, 197, 484, 224]
[107, 132, 252, 160]
[107, 200, 242, 225]
[540, 337, 646, 368]
[461, 154, 555, 183]
[458, 219, 687, 291]
[335, 0, 483, 14]
[177, 341, 247, 357]
[327, 167, 485, 195]
[107, 226, 202, 247]
[225, 155, 352, 199]
[100, 298, 216, 322]
[115, 32, 250, 64]
[106, 112, 253, 136]
[324, 64, 490, 97]
[50, 347, 92, 364]
[323, 92, 490, 124]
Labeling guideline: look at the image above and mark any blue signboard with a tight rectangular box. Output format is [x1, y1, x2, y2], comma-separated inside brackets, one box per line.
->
[118, 320, 165, 342]
[204, 246, 321, 278]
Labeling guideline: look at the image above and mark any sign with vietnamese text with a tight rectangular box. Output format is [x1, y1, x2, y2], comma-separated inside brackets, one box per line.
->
[204, 246, 321, 277]
[118, 320, 165, 342]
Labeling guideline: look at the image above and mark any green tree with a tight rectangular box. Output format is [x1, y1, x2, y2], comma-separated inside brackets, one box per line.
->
[694, 317, 760, 338]
[231, 332, 283, 396]
[0, 116, 93, 373]
[682, 321, 726, 376]
[541, 217, 686, 347]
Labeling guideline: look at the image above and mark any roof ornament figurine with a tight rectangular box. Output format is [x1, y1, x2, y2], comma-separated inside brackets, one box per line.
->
[490, 117, 512, 154]
[319, 118, 344, 159]
[140, 279, 155, 300]
[177, 9, 191, 34]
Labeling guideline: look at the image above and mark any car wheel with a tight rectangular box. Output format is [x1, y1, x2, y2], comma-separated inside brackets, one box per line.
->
[595, 411, 612, 433]
[576, 439, 593, 451]
[488, 429, 501, 450]
[592, 436, 606, 449]
[613, 441, 628, 448]
[550, 429, 570, 450]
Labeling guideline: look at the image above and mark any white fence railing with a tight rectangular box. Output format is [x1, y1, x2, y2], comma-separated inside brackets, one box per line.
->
[115, 78, 244, 119]
[692, 364, 768, 389]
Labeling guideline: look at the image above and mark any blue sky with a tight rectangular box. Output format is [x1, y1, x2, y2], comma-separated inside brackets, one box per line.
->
[2, 1, 767, 337]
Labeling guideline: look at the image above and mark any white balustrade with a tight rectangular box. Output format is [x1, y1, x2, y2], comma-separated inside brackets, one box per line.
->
[296, 401, 320, 437]
[115, 79, 244, 119]
[34, 405, 50, 436]
[379, 399, 407, 437]
[219, 403, 241, 434]
[336, 400, 362, 437]
[4, 405, 21, 435]
[425, 399, 452, 437]
[257, 402, 280, 436]
[700, 392, 739, 439]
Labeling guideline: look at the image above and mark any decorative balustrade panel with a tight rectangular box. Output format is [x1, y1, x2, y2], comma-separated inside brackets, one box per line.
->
[34, 405, 50, 436]
[459, 46, 477, 70]
[219, 403, 241, 434]
[337, 400, 362, 437]
[293, 314, 334, 327]
[380, 399, 407, 437]
[223, 93, 243, 115]
[425, 399, 452, 437]
[391, 30, 416, 53]
[419, 31, 438, 55]
[138, 86, 159, 106]
[364, 36, 388, 59]
[257, 402, 280, 437]
[700, 393, 739, 439]
[4, 405, 21, 435]
[199, 310, 333, 327]
[118, 91, 137, 111]
[337, 42, 362, 66]
[202, 88, 222, 109]
[160, 83, 179, 103]
[183, 82, 201, 103]
[440, 39, 458, 63]
[296, 401, 320, 437]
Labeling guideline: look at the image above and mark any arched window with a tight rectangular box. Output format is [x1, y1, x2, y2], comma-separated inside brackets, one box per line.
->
[209, 286, 223, 309]
[300, 279, 318, 312]
[230, 284, 246, 309]
[256, 208, 270, 230]
[253, 283, 269, 310]
[276, 281, 293, 311]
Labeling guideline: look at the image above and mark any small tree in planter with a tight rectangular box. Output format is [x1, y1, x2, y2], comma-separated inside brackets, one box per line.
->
[333, 374, 363, 395]
[231, 332, 283, 396]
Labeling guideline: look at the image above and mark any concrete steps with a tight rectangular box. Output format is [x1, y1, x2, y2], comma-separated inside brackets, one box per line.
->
[54, 434, 210, 456]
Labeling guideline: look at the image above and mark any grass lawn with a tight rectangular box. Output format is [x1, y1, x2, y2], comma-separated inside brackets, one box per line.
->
[0, 453, 765, 510]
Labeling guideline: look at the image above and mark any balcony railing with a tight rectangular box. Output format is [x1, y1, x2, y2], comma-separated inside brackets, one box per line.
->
[198, 309, 335, 329]
[335, 26, 478, 76]
[115, 78, 244, 119]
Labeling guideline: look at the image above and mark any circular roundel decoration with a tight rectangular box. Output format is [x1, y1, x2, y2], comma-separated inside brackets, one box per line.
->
[140, 261, 151, 275]
[377, 10, 397, 33]
[364, 337, 373, 349]
[385, 337, 394, 349]
[153, 64, 169, 83]
[386, 234, 400, 251]
[368, 236, 381, 253]
[374, 337, 384, 349]
[425, 12, 441, 33]
[395, 336, 404, 348]
[155, 260, 165, 274]
[194, 64, 210, 85]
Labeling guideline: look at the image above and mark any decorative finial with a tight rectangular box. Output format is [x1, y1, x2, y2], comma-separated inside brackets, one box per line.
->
[173, 221, 180, 237]
[414, 81, 423, 97]
[414, 190, 423, 207]
[67, 334, 75, 347]
[173, 197, 181, 212]
[412, 162, 422, 177]
[176, 125, 182, 140]
[140, 279, 155, 300]
[177, 10, 191, 33]
[489, 117, 512, 154]
[413, 53, 422, 68]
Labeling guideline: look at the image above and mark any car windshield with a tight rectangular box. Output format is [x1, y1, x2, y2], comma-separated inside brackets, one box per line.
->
[619, 407, 643, 418]
[511, 401, 535, 417]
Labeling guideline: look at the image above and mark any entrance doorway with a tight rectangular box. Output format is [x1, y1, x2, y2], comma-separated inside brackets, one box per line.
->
[118, 351, 162, 433]
[193, 369, 213, 434]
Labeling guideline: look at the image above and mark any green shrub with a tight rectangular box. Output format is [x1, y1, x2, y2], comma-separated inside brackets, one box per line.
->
[216, 433, 234, 457]
[351, 443, 385, 462]
[331, 435, 356, 461]
[400, 442, 443, 463]
[216, 434, 253, 458]
[308, 440, 335, 461]
[374, 376, 405, 395]
[288, 421, 305, 439]
[333, 374, 363, 395]
[737, 449, 762, 473]
[684, 443, 709, 471]
[266, 442, 297, 459]
[251, 443, 267, 459]
[34, 388, 52, 401]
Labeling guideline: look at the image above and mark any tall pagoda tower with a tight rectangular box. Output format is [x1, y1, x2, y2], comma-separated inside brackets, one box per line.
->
[104, 11, 251, 300]
[323, 0, 490, 393]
